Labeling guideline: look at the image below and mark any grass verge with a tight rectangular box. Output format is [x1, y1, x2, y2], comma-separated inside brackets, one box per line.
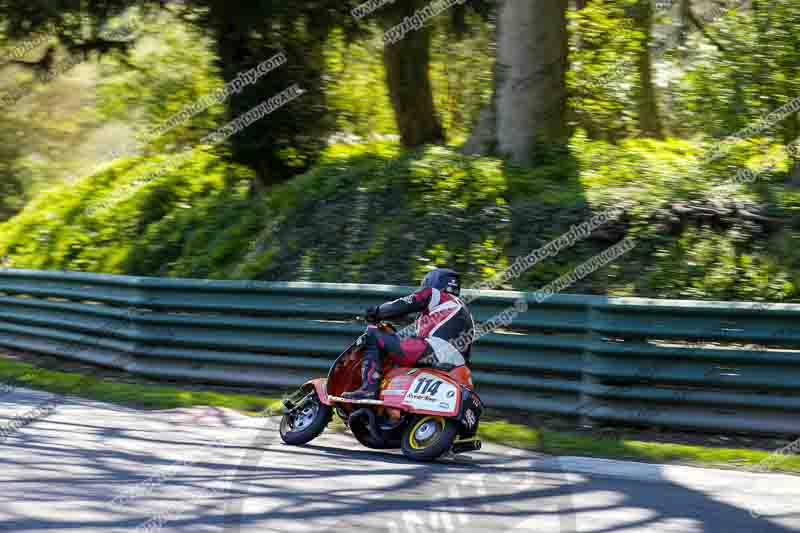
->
[478, 420, 800, 474]
[2, 357, 797, 474]
[0, 357, 282, 414]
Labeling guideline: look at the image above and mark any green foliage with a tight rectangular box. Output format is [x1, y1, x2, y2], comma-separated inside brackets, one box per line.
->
[568, 0, 644, 140]
[1, 1, 798, 303]
[0, 148, 255, 274]
[323, 28, 398, 139]
[180, 0, 362, 185]
[0, 115, 27, 222]
[429, 14, 495, 143]
[2, 138, 797, 302]
[0, 0, 376, 186]
[97, 14, 225, 154]
[576, 134, 706, 210]
[231, 143, 519, 285]
[0, 44, 118, 202]
[636, 225, 795, 301]
[672, 0, 800, 146]
[323, 14, 494, 144]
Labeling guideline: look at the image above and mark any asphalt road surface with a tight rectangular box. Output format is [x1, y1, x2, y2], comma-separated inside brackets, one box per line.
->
[0, 387, 798, 533]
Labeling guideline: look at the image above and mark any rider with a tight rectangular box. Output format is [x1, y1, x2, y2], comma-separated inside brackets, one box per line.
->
[342, 268, 475, 400]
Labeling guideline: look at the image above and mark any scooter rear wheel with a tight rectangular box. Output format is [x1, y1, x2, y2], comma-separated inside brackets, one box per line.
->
[400, 415, 459, 461]
[280, 394, 332, 445]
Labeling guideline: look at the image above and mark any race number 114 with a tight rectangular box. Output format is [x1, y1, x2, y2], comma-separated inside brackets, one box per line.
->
[414, 377, 442, 396]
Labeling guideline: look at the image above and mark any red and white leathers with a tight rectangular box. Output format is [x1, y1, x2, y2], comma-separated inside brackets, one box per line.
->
[365, 287, 475, 372]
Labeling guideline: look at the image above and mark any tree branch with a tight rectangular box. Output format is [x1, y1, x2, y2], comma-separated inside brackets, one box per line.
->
[64, 37, 134, 57]
[687, 8, 727, 51]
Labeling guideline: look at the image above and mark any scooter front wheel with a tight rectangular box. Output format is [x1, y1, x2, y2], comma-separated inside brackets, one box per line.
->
[279, 394, 332, 445]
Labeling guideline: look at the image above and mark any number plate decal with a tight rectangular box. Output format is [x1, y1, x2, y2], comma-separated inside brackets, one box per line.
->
[403, 374, 458, 413]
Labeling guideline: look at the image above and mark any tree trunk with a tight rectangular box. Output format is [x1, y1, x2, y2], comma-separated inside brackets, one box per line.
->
[786, 115, 800, 188]
[789, 161, 800, 188]
[382, 3, 444, 148]
[633, 0, 665, 139]
[679, 0, 691, 42]
[463, 60, 499, 156]
[466, 0, 569, 165]
[208, 4, 333, 187]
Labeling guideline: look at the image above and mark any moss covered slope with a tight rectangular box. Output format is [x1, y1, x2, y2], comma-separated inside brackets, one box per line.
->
[1, 137, 798, 301]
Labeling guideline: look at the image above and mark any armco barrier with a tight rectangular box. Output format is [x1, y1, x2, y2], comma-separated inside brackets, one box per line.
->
[0, 268, 798, 434]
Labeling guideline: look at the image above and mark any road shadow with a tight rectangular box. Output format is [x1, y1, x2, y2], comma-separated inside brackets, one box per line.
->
[0, 392, 797, 533]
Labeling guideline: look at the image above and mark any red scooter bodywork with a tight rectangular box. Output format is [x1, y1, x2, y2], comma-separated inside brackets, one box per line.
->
[283, 322, 484, 459]
[303, 323, 479, 422]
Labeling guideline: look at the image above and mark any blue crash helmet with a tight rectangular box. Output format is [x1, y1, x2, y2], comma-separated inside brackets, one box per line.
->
[421, 268, 461, 296]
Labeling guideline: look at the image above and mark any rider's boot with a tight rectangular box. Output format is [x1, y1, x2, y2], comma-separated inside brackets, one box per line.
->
[342, 359, 381, 400]
[343, 328, 382, 400]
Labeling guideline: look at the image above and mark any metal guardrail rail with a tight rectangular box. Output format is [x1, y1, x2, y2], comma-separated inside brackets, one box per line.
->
[0, 268, 798, 434]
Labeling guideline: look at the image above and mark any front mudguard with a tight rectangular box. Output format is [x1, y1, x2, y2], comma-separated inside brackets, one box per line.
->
[455, 387, 484, 438]
[283, 378, 330, 413]
[304, 378, 330, 404]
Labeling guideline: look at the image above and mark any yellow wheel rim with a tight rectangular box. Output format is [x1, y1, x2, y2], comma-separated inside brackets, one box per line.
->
[408, 416, 445, 450]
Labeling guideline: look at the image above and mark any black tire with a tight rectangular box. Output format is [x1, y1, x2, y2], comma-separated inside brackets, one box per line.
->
[400, 415, 460, 462]
[350, 420, 402, 449]
[279, 394, 333, 445]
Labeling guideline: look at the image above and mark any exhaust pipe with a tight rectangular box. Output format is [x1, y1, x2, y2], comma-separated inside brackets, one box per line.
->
[283, 391, 312, 413]
[451, 438, 482, 454]
[349, 408, 382, 442]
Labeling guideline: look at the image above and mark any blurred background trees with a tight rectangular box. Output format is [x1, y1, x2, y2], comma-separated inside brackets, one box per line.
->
[3, 0, 799, 186]
[0, 0, 798, 301]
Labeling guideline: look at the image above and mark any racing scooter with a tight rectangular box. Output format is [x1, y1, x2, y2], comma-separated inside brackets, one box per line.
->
[279, 322, 484, 461]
